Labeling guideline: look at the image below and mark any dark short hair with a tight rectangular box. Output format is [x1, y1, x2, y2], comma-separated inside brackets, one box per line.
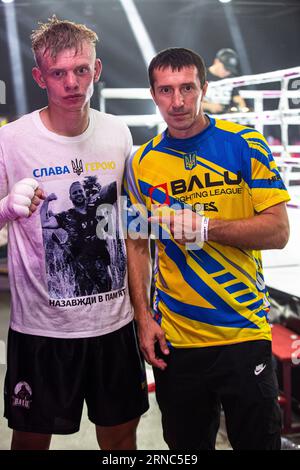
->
[148, 47, 206, 89]
[216, 48, 239, 76]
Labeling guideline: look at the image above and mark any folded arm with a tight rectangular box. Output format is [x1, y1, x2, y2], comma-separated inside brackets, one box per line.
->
[149, 202, 289, 250]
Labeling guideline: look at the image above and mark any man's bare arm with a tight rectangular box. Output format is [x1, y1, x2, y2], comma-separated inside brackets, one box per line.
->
[149, 202, 289, 250]
[208, 202, 289, 250]
[126, 237, 169, 370]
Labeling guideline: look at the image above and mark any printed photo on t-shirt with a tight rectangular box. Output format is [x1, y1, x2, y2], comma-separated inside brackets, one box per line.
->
[40, 176, 126, 299]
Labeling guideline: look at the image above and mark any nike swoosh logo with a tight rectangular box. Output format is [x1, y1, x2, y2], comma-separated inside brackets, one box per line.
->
[254, 364, 267, 375]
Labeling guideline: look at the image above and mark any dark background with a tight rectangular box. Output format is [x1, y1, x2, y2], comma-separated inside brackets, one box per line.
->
[0, 0, 299, 143]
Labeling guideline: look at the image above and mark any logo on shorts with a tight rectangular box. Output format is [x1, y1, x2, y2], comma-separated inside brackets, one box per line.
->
[254, 363, 267, 376]
[12, 381, 32, 409]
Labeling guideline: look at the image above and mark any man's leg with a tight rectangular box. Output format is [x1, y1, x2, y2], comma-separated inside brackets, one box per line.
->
[221, 340, 281, 450]
[95, 417, 140, 450]
[11, 431, 52, 450]
[154, 347, 221, 450]
[86, 322, 149, 449]
[5, 329, 86, 447]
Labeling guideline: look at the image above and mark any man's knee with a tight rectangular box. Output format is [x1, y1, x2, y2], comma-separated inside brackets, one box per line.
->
[11, 430, 52, 450]
[96, 417, 140, 450]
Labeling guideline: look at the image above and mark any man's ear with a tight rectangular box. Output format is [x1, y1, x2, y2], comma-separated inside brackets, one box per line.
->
[93, 59, 102, 83]
[150, 87, 157, 105]
[201, 81, 208, 100]
[32, 67, 46, 89]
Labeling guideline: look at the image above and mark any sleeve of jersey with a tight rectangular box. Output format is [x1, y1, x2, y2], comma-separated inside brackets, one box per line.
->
[122, 148, 149, 239]
[247, 133, 290, 212]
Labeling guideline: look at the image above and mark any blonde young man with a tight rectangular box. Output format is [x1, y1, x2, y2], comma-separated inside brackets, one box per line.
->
[125, 47, 290, 450]
[0, 17, 148, 450]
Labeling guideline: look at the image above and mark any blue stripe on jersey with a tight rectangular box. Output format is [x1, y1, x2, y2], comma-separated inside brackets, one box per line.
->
[189, 249, 224, 275]
[159, 144, 236, 180]
[225, 282, 249, 294]
[246, 138, 271, 155]
[214, 272, 237, 284]
[158, 146, 186, 159]
[254, 306, 268, 316]
[207, 243, 257, 287]
[206, 127, 249, 174]
[250, 179, 286, 189]
[196, 159, 225, 177]
[139, 140, 153, 163]
[163, 127, 246, 178]
[164, 240, 258, 328]
[157, 289, 258, 329]
[250, 149, 271, 170]
[156, 144, 227, 179]
[237, 128, 258, 137]
[247, 299, 264, 311]
[235, 292, 257, 303]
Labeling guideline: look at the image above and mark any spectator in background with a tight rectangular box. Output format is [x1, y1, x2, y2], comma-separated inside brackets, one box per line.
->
[203, 48, 248, 114]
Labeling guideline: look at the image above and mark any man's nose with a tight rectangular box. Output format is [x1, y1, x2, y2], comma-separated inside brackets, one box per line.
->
[172, 90, 184, 108]
[64, 72, 79, 90]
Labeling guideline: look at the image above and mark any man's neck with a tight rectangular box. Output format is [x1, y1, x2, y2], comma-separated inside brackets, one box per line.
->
[168, 114, 210, 139]
[40, 104, 90, 137]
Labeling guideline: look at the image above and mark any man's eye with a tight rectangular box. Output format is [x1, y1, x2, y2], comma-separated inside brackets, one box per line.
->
[53, 71, 63, 78]
[77, 67, 88, 74]
[183, 85, 192, 92]
[160, 87, 170, 94]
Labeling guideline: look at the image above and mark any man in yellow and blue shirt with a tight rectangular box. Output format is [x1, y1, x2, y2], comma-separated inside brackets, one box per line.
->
[124, 47, 290, 450]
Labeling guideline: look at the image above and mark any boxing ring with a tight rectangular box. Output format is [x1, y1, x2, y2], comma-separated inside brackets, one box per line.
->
[100, 66, 300, 157]
[100, 66, 300, 297]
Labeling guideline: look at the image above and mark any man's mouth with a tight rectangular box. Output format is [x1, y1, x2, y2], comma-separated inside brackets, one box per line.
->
[64, 94, 84, 100]
[170, 112, 189, 118]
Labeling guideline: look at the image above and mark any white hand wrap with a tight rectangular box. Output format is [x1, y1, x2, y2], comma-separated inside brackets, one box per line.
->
[0, 178, 38, 226]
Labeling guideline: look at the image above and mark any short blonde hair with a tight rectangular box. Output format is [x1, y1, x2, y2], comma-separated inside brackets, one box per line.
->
[31, 15, 99, 66]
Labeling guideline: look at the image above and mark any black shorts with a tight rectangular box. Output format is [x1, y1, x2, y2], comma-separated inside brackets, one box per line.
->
[154, 340, 281, 450]
[4, 321, 149, 434]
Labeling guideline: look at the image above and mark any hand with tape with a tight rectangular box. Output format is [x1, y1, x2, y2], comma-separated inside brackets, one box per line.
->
[149, 208, 209, 247]
[0, 178, 44, 227]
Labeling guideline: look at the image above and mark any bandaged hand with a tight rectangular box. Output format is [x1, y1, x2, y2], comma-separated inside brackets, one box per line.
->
[149, 208, 209, 247]
[0, 178, 43, 224]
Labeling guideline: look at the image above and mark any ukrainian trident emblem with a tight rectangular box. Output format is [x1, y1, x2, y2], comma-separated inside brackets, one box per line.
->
[71, 158, 83, 176]
[184, 152, 197, 170]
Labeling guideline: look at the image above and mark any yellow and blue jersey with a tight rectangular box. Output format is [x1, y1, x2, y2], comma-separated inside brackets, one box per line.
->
[124, 117, 290, 348]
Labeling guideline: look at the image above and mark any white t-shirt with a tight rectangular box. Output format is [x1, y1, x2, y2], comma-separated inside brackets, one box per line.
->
[0, 108, 134, 338]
